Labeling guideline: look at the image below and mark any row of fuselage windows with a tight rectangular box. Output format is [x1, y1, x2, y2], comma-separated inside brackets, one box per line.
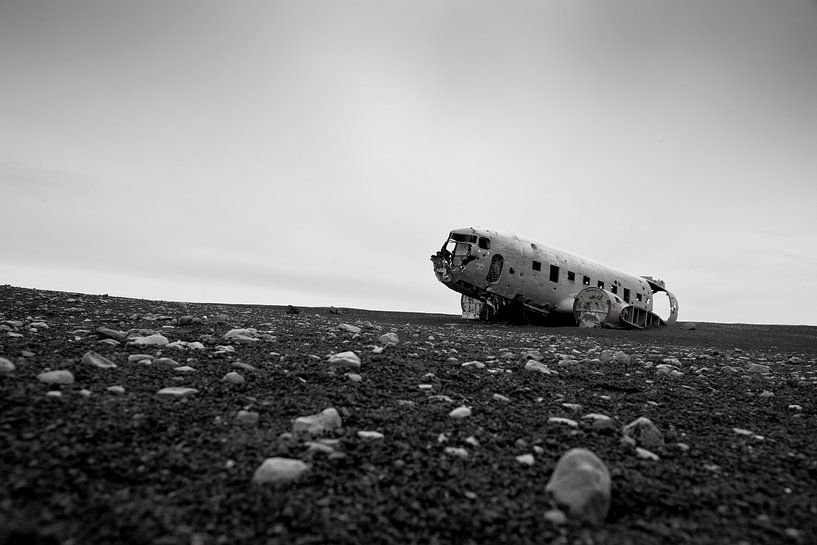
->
[531, 261, 643, 303]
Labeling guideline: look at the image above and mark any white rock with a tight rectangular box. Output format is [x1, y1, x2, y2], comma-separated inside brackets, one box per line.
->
[327, 351, 361, 368]
[0, 357, 15, 373]
[582, 413, 615, 431]
[345, 373, 362, 382]
[525, 360, 555, 375]
[292, 408, 342, 435]
[444, 447, 469, 458]
[222, 371, 245, 384]
[635, 447, 660, 460]
[448, 406, 472, 419]
[223, 328, 259, 340]
[173, 365, 197, 373]
[462, 360, 486, 369]
[106, 385, 125, 395]
[253, 457, 309, 485]
[357, 430, 385, 440]
[378, 333, 399, 345]
[545, 448, 611, 526]
[548, 417, 579, 428]
[516, 454, 535, 465]
[338, 323, 362, 334]
[130, 334, 169, 346]
[236, 410, 259, 425]
[492, 393, 511, 403]
[37, 370, 75, 385]
[544, 509, 568, 526]
[156, 387, 198, 398]
[46, 391, 62, 398]
[82, 351, 117, 369]
[128, 354, 154, 364]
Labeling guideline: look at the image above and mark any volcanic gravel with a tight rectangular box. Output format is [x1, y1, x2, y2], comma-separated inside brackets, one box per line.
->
[1, 284, 816, 545]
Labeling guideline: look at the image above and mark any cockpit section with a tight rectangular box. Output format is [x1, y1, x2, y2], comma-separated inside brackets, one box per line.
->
[431, 230, 493, 296]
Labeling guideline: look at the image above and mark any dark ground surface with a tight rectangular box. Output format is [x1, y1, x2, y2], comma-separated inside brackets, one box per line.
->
[1, 284, 816, 545]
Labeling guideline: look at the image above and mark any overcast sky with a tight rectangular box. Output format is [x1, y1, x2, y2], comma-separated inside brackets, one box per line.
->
[2, 0, 816, 325]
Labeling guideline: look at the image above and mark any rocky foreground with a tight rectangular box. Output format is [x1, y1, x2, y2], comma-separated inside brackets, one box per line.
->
[1, 285, 816, 545]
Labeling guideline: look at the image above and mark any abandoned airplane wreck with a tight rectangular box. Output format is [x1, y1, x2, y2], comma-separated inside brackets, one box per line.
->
[431, 227, 678, 328]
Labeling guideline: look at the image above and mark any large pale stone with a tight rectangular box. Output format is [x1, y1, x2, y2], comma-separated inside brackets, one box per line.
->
[156, 387, 198, 398]
[378, 333, 399, 345]
[327, 351, 361, 369]
[622, 417, 664, 449]
[82, 350, 117, 369]
[130, 334, 169, 346]
[37, 370, 75, 385]
[545, 448, 611, 526]
[0, 357, 15, 373]
[292, 408, 342, 435]
[525, 360, 555, 375]
[253, 457, 308, 485]
[337, 323, 361, 334]
[448, 406, 472, 419]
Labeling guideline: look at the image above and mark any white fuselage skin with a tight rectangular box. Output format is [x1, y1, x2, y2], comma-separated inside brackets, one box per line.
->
[434, 227, 656, 317]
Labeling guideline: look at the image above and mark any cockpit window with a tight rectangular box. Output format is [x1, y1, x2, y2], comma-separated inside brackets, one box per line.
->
[478, 237, 490, 250]
[451, 233, 478, 243]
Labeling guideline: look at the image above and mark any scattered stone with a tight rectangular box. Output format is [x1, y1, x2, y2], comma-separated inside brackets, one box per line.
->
[37, 370, 75, 385]
[130, 334, 169, 347]
[448, 406, 472, 419]
[378, 333, 399, 345]
[357, 430, 385, 440]
[635, 447, 660, 461]
[156, 387, 198, 398]
[622, 417, 665, 450]
[548, 417, 579, 428]
[493, 393, 511, 403]
[0, 357, 15, 373]
[338, 323, 362, 335]
[345, 373, 362, 382]
[525, 360, 555, 375]
[516, 454, 535, 465]
[106, 385, 125, 395]
[444, 447, 469, 458]
[253, 457, 309, 485]
[236, 410, 259, 425]
[173, 365, 197, 373]
[95, 326, 128, 343]
[327, 351, 361, 369]
[82, 350, 117, 369]
[292, 408, 342, 435]
[582, 414, 615, 431]
[545, 448, 611, 526]
[544, 509, 568, 526]
[223, 328, 260, 343]
[462, 360, 486, 369]
[680, 322, 697, 330]
[747, 363, 770, 374]
[128, 354, 154, 364]
[610, 351, 631, 365]
[222, 371, 245, 384]
[46, 391, 63, 398]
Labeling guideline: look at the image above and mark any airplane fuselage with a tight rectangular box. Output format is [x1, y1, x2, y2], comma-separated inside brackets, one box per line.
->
[430, 227, 678, 327]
